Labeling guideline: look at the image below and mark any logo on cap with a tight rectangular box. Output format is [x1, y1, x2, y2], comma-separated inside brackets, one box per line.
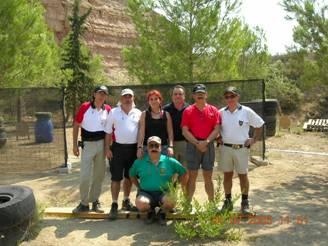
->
[193, 84, 207, 93]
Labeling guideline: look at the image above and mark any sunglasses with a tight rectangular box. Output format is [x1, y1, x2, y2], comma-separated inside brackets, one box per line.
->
[173, 93, 183, 96]
[148, 143, 160, 149]
[224, 95, 236, 99]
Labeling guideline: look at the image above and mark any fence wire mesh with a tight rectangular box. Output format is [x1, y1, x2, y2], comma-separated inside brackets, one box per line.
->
[0, 88, 66, 173]
[106, 80, 266, 161]
[0, 80, 266, 173]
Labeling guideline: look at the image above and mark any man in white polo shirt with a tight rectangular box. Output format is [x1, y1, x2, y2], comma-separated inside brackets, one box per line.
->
[219, 86, 264, 215]
[72, 85, 111, 214]
[104, 88, 142, 220]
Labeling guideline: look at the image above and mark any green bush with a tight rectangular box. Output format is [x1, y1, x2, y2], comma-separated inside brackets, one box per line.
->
[266, 62, 303, 113]
[170, 177, 243, 241]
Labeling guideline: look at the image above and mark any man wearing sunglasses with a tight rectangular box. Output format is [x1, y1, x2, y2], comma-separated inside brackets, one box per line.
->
[219, 86, 264, 215]
[129, 136, 187, 225]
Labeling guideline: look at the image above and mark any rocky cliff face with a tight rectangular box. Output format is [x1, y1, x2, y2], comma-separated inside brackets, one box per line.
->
[41, 0, 137, 84]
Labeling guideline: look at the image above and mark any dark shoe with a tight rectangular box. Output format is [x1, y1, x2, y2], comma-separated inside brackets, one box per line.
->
[221, 199, 233, 213]
[241, 199, 251, 215]
[145, 209, 155, 224]
[158, 209, 166, 226]
[92, 200, 104, 213]
[72, 203, 89, 214]
[108, 202, 118, 220]
[122, 198, 138, 212]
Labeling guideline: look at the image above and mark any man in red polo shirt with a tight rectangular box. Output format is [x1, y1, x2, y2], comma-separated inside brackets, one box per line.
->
[72, 85, 111, 213]
[181, 84, 221, 202]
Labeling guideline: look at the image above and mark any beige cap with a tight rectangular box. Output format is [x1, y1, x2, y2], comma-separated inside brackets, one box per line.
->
[147, 136, 161, 145]
[121, 88, 134, 96]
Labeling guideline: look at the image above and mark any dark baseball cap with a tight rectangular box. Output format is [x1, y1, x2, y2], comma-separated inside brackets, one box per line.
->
[94, 85, 108, 95]
[193, 84, 207, 93]
[224, 86, 239, 95]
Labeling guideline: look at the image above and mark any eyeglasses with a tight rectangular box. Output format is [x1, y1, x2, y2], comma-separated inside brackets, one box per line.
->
[148, 143, 160, 149]
[224, 95, 236, 99]
[173, 93, 183, 96]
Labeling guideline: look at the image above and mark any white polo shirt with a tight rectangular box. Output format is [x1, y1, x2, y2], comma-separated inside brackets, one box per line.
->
[220, 105, 264, 144]
[104, 106, 141, 144]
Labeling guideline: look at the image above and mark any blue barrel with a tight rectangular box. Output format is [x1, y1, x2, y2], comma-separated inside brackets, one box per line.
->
[34, 112, 53, 143]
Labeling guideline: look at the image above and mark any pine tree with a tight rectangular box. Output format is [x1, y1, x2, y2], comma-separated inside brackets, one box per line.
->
[61, 0, 94, 115]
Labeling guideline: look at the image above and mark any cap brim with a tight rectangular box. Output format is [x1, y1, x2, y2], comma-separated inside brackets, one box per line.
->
[224, 90, 238, 95]
[96, 90, 108, 95]
[194, 90, 206, 93]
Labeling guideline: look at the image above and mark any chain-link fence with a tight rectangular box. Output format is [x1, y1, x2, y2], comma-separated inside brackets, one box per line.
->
[0, 80, 266, 173]
[0, 88, 67, 173]
[107, 79, 266, 160]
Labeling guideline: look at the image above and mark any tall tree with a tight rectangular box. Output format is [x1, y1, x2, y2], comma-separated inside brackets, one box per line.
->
[0, 0, 61, 87]
[123, 0, 268, 83]
[61, 0, 98, 115]
[282, 0, 328, 86]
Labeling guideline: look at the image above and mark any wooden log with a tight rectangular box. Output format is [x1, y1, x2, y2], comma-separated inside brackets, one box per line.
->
[44, 207, 256, 220]
[44, 207, 192, 220]
[250, 156, 270, 166]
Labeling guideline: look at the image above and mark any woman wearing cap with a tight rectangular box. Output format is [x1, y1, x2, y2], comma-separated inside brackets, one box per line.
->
[137, 90, 174, 158]
[72, 85, 111, 214]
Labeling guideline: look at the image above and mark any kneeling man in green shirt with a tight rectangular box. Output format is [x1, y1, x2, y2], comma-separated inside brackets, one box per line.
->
[129, 136, 187, 225]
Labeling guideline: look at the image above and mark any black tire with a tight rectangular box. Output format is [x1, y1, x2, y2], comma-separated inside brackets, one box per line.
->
[0, 127, 7, 148]
[0, 185, 36, 230]
[265, 116, 277, 137]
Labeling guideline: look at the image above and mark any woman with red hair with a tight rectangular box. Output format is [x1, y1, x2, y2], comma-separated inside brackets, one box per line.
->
[137, 90, 174, 158]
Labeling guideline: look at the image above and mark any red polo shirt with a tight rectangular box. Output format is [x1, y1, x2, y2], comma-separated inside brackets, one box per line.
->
[181, 104, 221, 139]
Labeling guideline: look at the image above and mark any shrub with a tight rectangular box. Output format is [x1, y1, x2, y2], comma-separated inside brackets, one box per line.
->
[170, 176, 243, 241]
[266, 62, 303, 113]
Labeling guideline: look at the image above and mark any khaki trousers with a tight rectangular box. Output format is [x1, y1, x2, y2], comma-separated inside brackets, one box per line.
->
[80, 139, 106, 205]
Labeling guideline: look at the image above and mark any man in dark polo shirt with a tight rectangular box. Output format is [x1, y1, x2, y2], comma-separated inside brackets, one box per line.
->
[181, 84, 221, 202]
[130, 136, 187, 225]
[163, 85, 189, 167]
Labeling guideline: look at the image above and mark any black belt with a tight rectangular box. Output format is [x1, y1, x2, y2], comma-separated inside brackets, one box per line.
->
[223, 143, 244, 149]
[113, 142, 137, 148]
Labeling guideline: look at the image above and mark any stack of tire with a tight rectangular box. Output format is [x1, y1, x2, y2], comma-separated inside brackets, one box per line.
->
[0, 186, 36, 246]
[242, 99, 280, 137]
[0, 116, 7, 148]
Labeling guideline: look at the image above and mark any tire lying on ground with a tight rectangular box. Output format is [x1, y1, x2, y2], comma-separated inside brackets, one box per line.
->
[0, 185, 36, 245]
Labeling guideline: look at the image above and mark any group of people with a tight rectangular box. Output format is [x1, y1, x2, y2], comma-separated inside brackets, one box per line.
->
[72, 83, 264, 225]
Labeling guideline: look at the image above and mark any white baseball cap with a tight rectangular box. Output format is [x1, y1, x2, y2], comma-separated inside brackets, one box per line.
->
[121, 88, 134, 96]
[147, 136, 161, 145]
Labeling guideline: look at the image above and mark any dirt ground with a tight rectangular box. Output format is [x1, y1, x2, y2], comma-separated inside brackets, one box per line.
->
[1, 130, 327, 246]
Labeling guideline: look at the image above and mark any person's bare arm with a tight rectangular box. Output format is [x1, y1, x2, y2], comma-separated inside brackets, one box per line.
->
[166, 112, 174, 156]
[245, 126, 263, 147]
[197, 124, 220, 152]
[137, 112, 146, 159]
[182, 126, 199, 146]
[73, 121, 80, 157]
[105, 133, 113, 159]
[130, 176, 140, 189]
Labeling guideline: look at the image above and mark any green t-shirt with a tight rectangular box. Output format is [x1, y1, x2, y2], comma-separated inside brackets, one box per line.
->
[129, 154, 186, 192]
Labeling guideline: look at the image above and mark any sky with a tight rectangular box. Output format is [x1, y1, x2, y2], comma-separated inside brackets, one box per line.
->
[239, 0, 297, 55]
